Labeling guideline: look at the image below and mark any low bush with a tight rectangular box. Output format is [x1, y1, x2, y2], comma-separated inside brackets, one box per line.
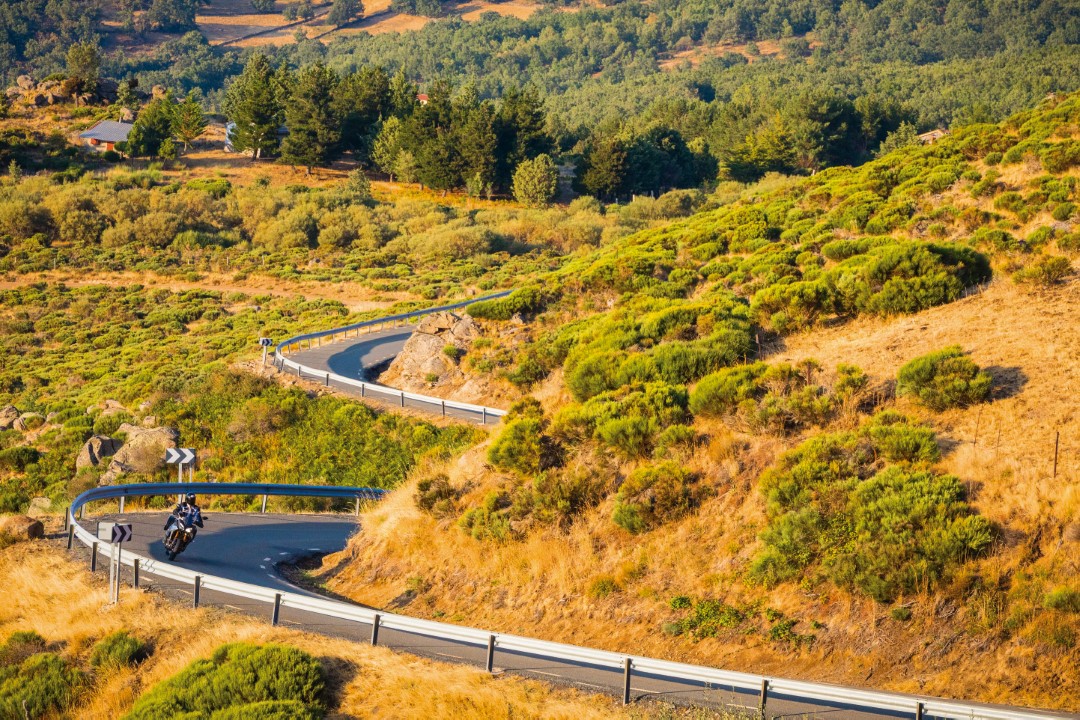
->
[0, 630, 46, 667]
[897, 346, 992, 411]
[1044, 588, 1080, 613]
[123, 643, 325, 720]
[415, 474, 461, 517]
[1013, 255, 1073, 287]
[612, 461, 698, 534]
[467, 287, 546, 321]
[0, 651, 85, 719]
[90, 631, 148, 670]
[751, 414, 993, 602]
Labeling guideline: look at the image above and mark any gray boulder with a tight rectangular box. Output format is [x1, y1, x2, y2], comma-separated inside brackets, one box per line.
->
[76, 435, 122, 470]
[0, 406, 20, 430]
[99, 424, 179, 485]
[16, 75, 34, 90]
[12, 413, 43, 432]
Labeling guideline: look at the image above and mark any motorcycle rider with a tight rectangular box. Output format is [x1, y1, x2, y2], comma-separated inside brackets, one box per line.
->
[164, 493, 204, 549]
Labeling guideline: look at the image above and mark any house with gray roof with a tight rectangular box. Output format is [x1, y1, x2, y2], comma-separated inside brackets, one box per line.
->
[78, 120, 133, 152]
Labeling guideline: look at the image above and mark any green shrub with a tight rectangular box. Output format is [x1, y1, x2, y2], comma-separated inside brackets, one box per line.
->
[612, 461, 698, 534]
[488, 417, 546, 475]
[0, 652, 85, 719]
[90, 631, 149, 669]
[1013, 255, 1073, 287]
[587, 575, 621, 598]
[124, 643, 325, 720]
[897, 346, 992, 411]
[0, 445, 40, 471]
[467, 287, 545, 321]
[1052, 202, 1076, 221]
[751, 417, 992, 602]
[0, 630, 46, 667]
[442, 344, 463, 361]
[890, 606, 913, 621]
[1044, 588, 1080, 613]
[669, 595, 692, 610]
[458, 491, 513, 542]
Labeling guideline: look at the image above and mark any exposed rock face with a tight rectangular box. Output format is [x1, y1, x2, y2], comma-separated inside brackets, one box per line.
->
[0, 515, 44, 541]
[0, 406, 20, 430]
[99, 424, 179, 485]
[16, 75, 34, 90]
[76, 435, 123, 470]
[379, 312, 478, 388]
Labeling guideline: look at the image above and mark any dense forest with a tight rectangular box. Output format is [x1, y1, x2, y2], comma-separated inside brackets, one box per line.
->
[4, 0, 1080, 192]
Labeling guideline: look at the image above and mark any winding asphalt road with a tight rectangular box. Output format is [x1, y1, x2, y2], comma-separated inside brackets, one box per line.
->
[286, 325, 495, 424]
[73, 509, 1075, 720]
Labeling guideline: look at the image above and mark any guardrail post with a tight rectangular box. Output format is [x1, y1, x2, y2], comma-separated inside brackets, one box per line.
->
[325, 373, 330, 387]
[261, 495, 268, 513]
[193, 575, 202, 608]
[758, 679, 768, 718]
[370, 613, 381, 646]
[296, 365, 301, 378]
[915, 702, 923, 720]
[400, 392, 405, 408]
[441, 400, 445, 416]
[482, 407, 487, 425]
[355, 497, 361, 516]
[133, 559, 140, 588]
[623, 658, 632, 705]
[90, 542, 98, 572]
[119, 496, 125, 514]
[486, 635, 496, 673]
[63, 507, 69, 531]
[360, 383, 365, 398]
[66, 523, 74, 550]
[272, 593, 282, 626]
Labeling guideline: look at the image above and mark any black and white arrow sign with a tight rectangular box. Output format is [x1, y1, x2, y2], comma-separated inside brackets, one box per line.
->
[165, 448, 196, 464]
[111, 523, 133, 544]
[259, 337, 273, 347]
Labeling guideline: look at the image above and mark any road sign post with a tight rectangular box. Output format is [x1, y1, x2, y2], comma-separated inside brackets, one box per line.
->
[259, 337, 273, 366]
[98, 522, 133, 604]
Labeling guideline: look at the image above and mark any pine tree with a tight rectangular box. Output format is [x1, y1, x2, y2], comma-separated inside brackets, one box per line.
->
[116, 79, 139, 113]
[373, 116, 404, 179]
[172, 92, 207, 152]
[513, 153, 559, 207]
[333, 66, 390, 161]
[126, 95, 175, 158]
[579, 135, 627, 202]
[455, 102, 498, 193]
[66, 42, 101, 95]
[388, 69, 418, 118]
[280, 62, 341, 173]
[496, 85, 551, 190]
[223, 55, 282, 161]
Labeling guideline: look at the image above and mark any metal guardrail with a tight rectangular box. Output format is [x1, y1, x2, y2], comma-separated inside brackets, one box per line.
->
[273, 292, 513, 425]
[66, 482, 1071, 720]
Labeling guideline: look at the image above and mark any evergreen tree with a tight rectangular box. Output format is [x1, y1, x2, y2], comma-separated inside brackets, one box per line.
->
[281, 62, 341, 173]
[877, 122, 920, 155]
[496, 85, 551, 188]
[454, 101, 498, 192]
[513, 153, 559, 207]
[126, 95, 175, 158]
[327, 0, 363, 27]
[172, 92, 207, 152]
[373, 115, 404, 179]
[388, 69, 419, 118]
[393, 150, 418, 185]
[65, 42, 101, 95]
[333, 66, 390, 161]
[223, 55, 282, 161]
[251, 0, 274, 11]
[579, 135, 627, 201]
[116, 79, 139, 113]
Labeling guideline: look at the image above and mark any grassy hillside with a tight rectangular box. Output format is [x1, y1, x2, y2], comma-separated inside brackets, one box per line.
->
[310, 92, 1080, 709]
[0, 537, 725, 719]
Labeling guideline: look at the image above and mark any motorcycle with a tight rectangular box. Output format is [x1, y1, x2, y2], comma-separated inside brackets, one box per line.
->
[163, 509, 205, 561]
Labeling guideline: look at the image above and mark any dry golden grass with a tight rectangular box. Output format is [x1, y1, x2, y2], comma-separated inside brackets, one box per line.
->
[0, 540, 698, 719]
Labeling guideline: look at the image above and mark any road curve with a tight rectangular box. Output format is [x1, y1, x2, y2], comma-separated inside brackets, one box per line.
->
[286, 326, 493, 423]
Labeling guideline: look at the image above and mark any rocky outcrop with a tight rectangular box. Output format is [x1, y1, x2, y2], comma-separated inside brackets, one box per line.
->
[26, 497, 51, 518]
[98, 423, 179, 485]
[0, 406, 20, 430]
[12, 412, 43, 432]
[4, 75, 118, 107]
[76, 435, 123, 470]
[0, 515, 44, 541]
[379, 312, 479, 389]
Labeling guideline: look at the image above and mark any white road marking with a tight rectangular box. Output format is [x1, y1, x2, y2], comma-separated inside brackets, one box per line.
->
[263, 557, 271, 561]
[279, 552, 288, 555]
[259, 565, 266, 569]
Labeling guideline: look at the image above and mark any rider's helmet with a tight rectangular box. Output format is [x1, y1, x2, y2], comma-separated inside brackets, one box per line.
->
[184, 493, 196, 505]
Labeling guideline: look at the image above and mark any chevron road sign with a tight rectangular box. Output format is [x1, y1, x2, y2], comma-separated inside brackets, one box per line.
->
[165, 448, 196, 465]
[259, 337, 273, 347]
[112, 524, 132, 543]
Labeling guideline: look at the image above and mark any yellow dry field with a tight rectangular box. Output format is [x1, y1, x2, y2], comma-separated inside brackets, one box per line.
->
[0, 540, 692, 719]
[320, 272, 1080, 712]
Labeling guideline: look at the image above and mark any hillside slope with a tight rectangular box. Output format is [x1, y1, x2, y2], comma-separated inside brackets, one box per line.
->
[313, 93, 1080, 711]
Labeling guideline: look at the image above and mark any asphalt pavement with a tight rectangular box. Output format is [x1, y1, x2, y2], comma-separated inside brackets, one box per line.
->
[285, 326, 497, 424]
